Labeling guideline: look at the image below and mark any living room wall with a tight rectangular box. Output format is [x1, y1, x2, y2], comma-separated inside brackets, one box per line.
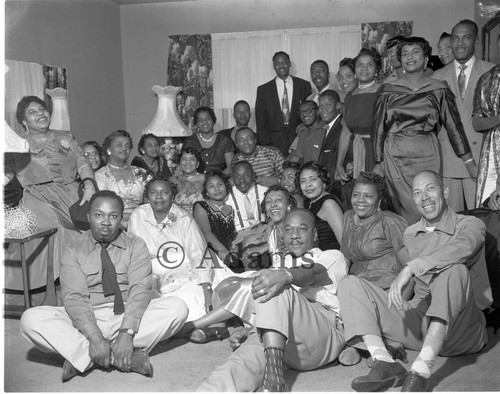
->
[120, 0, 474, 142]
[5, 0, 126, 146]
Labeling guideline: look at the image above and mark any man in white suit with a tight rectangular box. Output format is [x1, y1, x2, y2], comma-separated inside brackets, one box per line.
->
[433, 19, 494, 212]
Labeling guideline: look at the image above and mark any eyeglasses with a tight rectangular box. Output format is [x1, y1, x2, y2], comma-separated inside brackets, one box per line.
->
[83, 152, 99, 158]
[299, 107, 316, 115]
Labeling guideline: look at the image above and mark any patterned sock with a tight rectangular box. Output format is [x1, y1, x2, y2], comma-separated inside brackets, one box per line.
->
[364, 334, 394, 363]
[261, 347, 286, 391]
[411, 334, 443, 379]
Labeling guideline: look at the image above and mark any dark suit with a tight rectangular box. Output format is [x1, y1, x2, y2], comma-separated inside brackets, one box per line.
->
[255, 76, 311, 155]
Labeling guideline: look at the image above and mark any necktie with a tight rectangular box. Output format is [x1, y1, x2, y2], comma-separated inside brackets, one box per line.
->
[282, 81, 290, 125]
[100, 242, 125, 315]
[244, 193, 255, 223]
[458, 64, 467, 100]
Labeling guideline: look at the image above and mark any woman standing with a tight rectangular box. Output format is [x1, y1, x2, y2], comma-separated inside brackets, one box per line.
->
[299, 161, 344, 250]
[170, 147, 205, 214]
[5, 96, 95, 290]
[336, 57, 357, 102]
[337, 48, 382, 181]
[95, 130, 150, 228]
[372, 37, 476, 224]
[183, 106, 234, 174]
[131, 133, 172, 179]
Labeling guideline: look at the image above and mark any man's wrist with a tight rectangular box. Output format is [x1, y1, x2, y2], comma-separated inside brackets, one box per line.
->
[282, 269, 293, 285]
[118, 328, 136, 338]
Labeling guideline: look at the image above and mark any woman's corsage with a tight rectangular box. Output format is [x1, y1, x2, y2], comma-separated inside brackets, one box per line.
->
[133, 167, 153, 183]
[159, 212, 177, 229]
[54, 134, 74, 156]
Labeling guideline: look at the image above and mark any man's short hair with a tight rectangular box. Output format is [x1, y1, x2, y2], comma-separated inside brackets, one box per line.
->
[88, 190, 124, 214]
[453, 19, 478, 38]
[234, 127, 255, 140]
[386, 35, 406, 50]
[414, 170, 444, 189]
[310, 59, 329, 73]
[233, 100, 250, 112]
[299, 100, 318, 110]
[232, 159, 254, 173]
[439, 32, 451, 42]
[272, 51, 290, 62]
[318, 89, 340, 104]
[286, 208, 316, 228]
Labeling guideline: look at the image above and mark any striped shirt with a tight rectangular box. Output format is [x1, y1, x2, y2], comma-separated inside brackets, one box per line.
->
[232, 145, 285, 179]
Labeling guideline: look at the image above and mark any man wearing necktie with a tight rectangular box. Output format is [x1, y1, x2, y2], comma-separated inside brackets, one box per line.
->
[20, 190, 188, 382]
[255, 51, 312, 156]
[433, 19, 494, 212]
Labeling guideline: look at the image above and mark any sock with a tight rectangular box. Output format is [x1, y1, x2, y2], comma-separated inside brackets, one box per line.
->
[261, 347, 286, 391]
[363, 334, 394, 363]
[410, 334, 443, 379]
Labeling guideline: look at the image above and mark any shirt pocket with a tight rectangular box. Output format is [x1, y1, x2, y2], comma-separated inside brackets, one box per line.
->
[82, 263, 102, 287]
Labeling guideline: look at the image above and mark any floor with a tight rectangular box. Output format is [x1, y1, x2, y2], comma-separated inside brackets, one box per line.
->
[3, 315, 500, 392]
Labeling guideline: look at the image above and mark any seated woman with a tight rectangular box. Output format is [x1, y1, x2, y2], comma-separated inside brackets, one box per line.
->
[128, 176, 224, 325]
[81, 140, 103, 172]
[131, 133, 172, 179]
[339, 172, 410, 365]
[280, 161, 304, 208]
[183, 106, 234, 174]
[179, 185, 296, 343]
[170, 147, 205, 214]
[299, 161, 344, 250]
[193, 169, 236, 266]
[95, 130, 149, 228]
[4, 96, 96, 292]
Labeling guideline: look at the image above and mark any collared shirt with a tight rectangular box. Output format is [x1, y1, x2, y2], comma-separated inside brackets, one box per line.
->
[325, 114, 341, 138]
[281, 248, 348, 315]
[60, 230, 152, 338]
[293, 120, 327, 162]
[232, 145, 285, 180]
[275, 75, 293, 110]
[404, 206, 491, 309]
[454, 56, 475, 90]
[307, 83, 332, 104]
[227, 184, 268, 231]
[128, 203, 211, 288]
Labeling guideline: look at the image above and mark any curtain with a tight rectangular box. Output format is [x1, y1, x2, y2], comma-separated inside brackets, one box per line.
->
[167, 34, 213, 128]
[212, 25, 361, 130]
[5, 59, 45, 135]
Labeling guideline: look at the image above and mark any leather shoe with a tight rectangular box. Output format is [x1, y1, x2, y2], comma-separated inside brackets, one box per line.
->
[351, 360, 407, 392]
[401, 371, 430, 392]
[188, 327, 230, 344]
[130, 348, 153, 378]
[61, 361, 94, 383]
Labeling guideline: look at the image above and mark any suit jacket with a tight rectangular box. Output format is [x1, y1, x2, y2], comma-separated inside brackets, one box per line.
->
[255, 76, 311, 155]
[317, 115, 343, 180]
[433, 58, 495, 178]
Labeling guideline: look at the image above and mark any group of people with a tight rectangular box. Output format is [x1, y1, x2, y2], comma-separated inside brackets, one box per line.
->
[6, 16, 499, 393]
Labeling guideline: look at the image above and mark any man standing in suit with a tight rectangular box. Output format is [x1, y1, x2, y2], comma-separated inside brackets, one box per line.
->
[433, 19, 495, 212]
[255, 51, 311, 156]
[307, 60, 332, 104]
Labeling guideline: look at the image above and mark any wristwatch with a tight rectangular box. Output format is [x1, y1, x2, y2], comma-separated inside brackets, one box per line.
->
[118, 328, 135, 338]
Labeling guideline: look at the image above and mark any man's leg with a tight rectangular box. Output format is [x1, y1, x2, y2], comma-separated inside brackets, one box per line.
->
[20, 306, 92, 372]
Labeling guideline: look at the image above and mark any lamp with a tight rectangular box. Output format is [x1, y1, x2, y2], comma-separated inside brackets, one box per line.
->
[142, 85, 192, 137]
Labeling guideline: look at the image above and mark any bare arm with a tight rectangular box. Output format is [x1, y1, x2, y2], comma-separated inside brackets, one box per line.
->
[223, 151, 235, 175]
[318, 198, 343, 247]
[336, 120, 352, 181]
[193, 203, 229, 257]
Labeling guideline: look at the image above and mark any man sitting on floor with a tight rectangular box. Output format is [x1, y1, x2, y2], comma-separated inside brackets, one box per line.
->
[337, 170, 489, 392]
[20, 190, 188, 382]
[197, 208, 348, 391]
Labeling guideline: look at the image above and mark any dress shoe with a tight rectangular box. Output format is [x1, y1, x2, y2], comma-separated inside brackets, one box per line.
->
[351, 359, 407, 392]
[130, 348, 153, 378]
[188, 327, 230, 344]
[61, 360, 94, 383]
[401, 371, 430, 392]
[484, 308, 500, 334]
[339, 346, 362, 366]
[367, 344, 408, 368]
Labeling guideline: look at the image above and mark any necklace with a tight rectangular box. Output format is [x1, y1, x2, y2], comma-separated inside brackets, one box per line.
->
[182, 172, 199, 180]
[144, 157, 157, 169]
[358, 80, 376, 90]
[108, 163, 128, 170]
[209, 200, 225, 211]
[199, 133, 216, 143]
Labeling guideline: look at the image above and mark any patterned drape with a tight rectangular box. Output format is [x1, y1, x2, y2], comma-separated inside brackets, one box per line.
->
[167, 34, 213, 128]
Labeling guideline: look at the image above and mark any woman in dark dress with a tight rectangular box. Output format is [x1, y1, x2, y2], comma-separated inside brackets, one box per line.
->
[299, 161, 343, 250]
[337, 48, 382, 181]
[131, 133, 172, 179]
[372, 37, 476, 224]
[193, 169, 236, 264]
[183, 106, 234, 175]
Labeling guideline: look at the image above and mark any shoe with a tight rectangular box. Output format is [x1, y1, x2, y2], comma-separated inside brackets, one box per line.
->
[351, 360, 407, 392]
[401, 371, 430, 392]
[339, 346, 362, 366]
[130, 348, 153, 378]
[367, 344, 408, 368]
[61, 361, 94, 383]
[484, 309, 500, 334]
[188, 327, 230, 344]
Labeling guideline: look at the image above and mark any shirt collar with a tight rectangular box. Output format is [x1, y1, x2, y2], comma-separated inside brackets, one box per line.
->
[232, 184, 256, 197]
[327, 114, 341, 129]
[454, 56, 475, 72]
[240, 145, 261, 159]
[412, 206, 457, 236]
[313, 83, 331, 95]
[276, 75, 292, 85]
[88, 229, 127, 251]
[142, 203, 184, 228]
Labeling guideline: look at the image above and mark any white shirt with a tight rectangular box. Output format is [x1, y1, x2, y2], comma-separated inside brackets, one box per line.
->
[454, 56, 475, 90]
[275, 75, 293, 110]
[307, 82, 331, 104]
[325, 114, 341, 138]
[227, 184, 268, 231]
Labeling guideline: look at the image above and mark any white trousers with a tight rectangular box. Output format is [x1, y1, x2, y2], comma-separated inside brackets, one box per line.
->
[20, 297, 188, 372]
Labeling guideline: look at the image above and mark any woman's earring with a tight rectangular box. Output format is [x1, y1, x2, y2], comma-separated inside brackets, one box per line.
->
[107, 150, 111, 155]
